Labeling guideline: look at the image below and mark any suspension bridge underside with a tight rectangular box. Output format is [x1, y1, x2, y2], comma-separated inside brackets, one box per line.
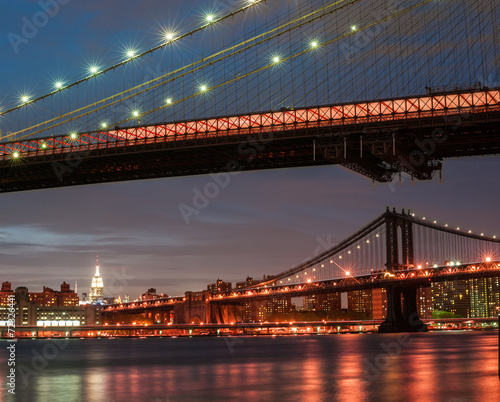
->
[1, 88, 499, 193]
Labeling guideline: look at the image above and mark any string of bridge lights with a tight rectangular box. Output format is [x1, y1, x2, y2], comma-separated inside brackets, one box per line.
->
[276, 231, 385, 284]
[3, 0, 266, 115]
[5, 0, 344, 146]
[6, 0, 434, 158]
[411, 212, 497, 240]
[6, 0, 346, 144]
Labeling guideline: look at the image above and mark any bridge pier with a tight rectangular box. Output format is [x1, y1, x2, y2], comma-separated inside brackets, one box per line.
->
[378, 285, 427, 333]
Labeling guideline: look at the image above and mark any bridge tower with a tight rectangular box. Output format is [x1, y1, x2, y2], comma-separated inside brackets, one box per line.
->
[379, 208, 427, 333]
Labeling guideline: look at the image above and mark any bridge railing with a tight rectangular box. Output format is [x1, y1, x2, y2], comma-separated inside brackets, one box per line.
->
[2, 88, 499, 160]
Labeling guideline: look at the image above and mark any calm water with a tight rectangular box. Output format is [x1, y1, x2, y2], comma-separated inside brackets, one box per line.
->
[1, 331, 499, 401]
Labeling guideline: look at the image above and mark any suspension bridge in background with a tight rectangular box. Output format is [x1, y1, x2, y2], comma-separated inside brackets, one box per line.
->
[102, 208, 500, 332]
[0, 0, 499, 191]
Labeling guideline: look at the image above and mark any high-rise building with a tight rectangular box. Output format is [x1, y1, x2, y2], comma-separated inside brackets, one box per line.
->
[348, 289, 372, 318]
[431, 280, 471, 317]
[372, 288, 387, 320]
[89, 258, 104, 303]
[470, 277, 500, 317]
[417, 287, 433, 319]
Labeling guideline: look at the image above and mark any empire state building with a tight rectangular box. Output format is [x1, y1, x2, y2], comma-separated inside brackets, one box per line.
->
[89, 257, 104, 303]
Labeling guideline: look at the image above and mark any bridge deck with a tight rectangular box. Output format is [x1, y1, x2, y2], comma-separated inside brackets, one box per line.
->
[2, 88, 499, 159]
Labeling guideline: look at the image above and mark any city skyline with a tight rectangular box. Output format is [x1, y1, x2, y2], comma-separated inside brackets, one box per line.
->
[1, 0, 499, 298]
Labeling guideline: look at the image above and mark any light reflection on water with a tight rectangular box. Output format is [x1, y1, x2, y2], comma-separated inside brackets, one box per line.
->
[0, 331, 499, 401]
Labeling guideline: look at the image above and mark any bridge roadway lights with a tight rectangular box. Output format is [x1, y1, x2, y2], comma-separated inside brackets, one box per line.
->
[378, 285, 428, 333]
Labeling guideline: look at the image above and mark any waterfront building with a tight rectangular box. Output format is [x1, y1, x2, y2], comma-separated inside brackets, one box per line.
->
[8, 286, 100, 327]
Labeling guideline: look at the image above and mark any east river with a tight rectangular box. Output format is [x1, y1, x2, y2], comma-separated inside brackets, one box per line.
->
[1, 331, 499, 401]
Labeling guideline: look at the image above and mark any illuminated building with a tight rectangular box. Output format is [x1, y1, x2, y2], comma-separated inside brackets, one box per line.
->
[1, 286, 100, 327]
[417, 287, 433, 319]
[470, 277, 500, 318]
[372, 288, 387, 320]
[303, 293, 342, 313]
[89, 258, 104, 303]
[431, 280, 471, 317]
[207, 279, 232, 294]
[140, 288, 167, 301]
[0, 282, 14, 305]
[348, 290, 372, 318]
[29, 282, 79, 307]
[252, 297, 294, 321]
[236, 277, 259, 289]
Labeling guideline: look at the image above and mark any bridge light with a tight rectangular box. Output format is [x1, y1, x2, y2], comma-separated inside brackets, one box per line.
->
[55, 81, 63, 90]
[348, 251, 351, 254]
[433, 221, 437, 224]
[205, 14, 215, 23]
[21, 95, 29, 104]
[351, 25, 357, 32]
[486, 257, 492, 262]
[89, 66, 99, 75]
[12, 152, 20, 158]
[345, 271, 350, 276]
[481, 233, 484, 236]
[70, 132, 78, 139]
[101, 122, 108, 129]
[132, 110, 140, 117]
[166, 98, 173, 104]
[310, 40, 319, 48]
[126, 50, 136, 59]
[307, 279, 312, 283]
[417, 265, 422, 269]
[433, 264, 438, 268]
[357, 246, 360, 249]
[200, 85, 208, 92]
[272, 56, 281, 64]
[339, 256, 342, 259]
[469, 230, 472, 233]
